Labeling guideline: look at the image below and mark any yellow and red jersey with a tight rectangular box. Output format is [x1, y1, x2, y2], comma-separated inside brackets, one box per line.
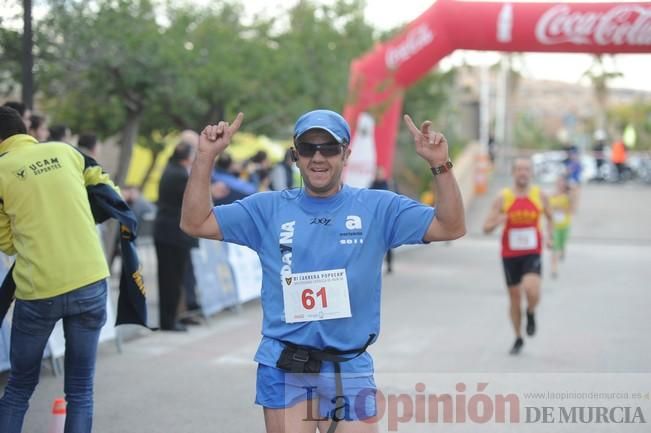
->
[500, 186, 543, 258]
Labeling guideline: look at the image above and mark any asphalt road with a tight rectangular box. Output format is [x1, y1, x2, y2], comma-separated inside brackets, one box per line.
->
[6, 176, 651, 433]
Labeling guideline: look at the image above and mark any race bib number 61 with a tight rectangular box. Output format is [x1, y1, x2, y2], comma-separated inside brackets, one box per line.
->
[282, 269, 352, 323]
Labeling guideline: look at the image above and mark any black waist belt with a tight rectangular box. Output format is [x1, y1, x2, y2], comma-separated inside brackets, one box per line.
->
[275, 333, 376, 433]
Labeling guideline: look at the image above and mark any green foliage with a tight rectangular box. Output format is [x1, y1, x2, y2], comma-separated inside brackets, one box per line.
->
[0, 26, 22, 97]
[244, 0, 376, 136]
[396, 69, 459, 197]
[167, 3, 250, 127]
[4, 0, 457, 191]
[28, 0, 378, 132]
[36, 0, 178, 136]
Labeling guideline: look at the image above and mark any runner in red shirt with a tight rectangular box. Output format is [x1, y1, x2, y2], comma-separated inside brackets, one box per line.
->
[484, 158, 553, 355]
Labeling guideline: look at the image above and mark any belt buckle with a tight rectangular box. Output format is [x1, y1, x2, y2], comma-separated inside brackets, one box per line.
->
[292, 349, 309, 363]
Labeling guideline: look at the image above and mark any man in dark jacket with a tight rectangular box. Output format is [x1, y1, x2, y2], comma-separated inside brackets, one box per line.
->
[154, 137, 198, 331]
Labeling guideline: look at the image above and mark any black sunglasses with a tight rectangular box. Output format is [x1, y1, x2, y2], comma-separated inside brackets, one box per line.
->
[295, 140, 345, 158]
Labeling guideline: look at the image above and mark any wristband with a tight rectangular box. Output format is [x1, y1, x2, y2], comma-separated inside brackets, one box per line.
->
[430, 160, 453, 176]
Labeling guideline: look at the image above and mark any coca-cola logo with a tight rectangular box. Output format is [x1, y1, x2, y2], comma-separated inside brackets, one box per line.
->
[535, 4, 651, 46]
[385, 25, 435, 70]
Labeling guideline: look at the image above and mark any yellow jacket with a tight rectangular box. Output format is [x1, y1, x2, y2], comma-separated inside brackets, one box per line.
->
[0, 134, 115, 300]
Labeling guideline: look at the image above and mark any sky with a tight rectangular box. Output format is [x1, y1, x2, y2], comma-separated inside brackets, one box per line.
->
[2, 0, 650, 91]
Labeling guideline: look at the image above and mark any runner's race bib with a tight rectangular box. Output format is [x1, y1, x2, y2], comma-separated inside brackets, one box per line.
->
[553, 211, 566, 224]
[282, 269, 352, 323]
[508, 227, 538, 250]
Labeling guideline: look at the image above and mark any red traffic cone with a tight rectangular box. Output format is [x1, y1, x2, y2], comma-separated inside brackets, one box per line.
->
[47, 398, 66, 433]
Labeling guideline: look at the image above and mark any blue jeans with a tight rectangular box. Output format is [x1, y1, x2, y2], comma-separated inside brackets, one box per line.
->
[0, 279, 107, 433]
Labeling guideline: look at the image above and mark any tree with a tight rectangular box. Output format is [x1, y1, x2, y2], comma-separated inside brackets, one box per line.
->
[0, 25, 22, 98]
[18, 0, 449, 199]
[583, 55, 623, 132]
[166, 3, 259, 129]
[397, 68, 458, 196]
[247, 0, 376, 136]
[35, 0, 194, 262]
[37, 0, 186, 185]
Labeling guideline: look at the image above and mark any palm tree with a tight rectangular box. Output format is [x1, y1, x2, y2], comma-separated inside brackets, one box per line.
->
[583, 55, 623, 132]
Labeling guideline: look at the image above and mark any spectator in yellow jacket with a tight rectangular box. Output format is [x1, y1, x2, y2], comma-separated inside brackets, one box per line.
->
[0, 106, 118, 433]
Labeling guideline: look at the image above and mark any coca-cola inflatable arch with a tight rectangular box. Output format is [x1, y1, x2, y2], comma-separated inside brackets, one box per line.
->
[342, 0, 651, 186]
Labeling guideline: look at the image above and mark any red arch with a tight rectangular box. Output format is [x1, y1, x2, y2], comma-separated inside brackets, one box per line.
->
[342, 0, 651, 186]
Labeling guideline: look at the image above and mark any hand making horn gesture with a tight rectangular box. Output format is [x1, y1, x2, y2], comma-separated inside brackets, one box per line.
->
[199, 112, 244, 158]
[403, 114, 450, 167]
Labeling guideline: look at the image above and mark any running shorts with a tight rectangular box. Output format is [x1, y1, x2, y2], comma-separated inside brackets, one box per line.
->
[502, 254, 542, 286]
[255, 364, 377, 421]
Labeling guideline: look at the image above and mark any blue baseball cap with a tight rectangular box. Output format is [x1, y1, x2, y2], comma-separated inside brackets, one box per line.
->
[293, 109, 351, 144]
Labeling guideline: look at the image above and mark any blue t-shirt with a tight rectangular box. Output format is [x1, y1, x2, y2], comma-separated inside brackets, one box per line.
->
[214, 185, 436, 373]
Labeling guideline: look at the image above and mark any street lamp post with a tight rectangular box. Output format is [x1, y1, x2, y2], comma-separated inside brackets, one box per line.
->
[22, 0, 34, 109]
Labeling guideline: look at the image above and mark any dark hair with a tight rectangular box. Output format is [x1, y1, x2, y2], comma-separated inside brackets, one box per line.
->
[29, 114, 46, 131]
[0, 106, 28, 139]
[49, 124, 69, 141]
[215, 153, 232, 170]
[170, 140, 194, 162]
[78, 133, 97, 151]
[250, 150, 267, 164]
[2, 101, 26, 117]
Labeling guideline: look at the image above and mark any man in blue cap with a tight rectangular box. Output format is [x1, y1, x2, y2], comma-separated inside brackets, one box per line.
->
[181, 109, 465, 433]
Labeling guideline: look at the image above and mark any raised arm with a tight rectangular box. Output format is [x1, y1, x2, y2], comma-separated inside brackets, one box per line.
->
[180, 113, 244, 240]
[403, 114, 465, 242]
